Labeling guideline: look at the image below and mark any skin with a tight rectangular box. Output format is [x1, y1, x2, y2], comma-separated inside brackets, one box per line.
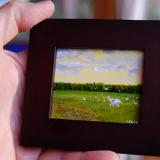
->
[0, 1, 119, 160]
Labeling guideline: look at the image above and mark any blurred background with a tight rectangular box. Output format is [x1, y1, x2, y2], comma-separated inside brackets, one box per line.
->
[3, 0, 160, 53]
[1, 0, 160, 160]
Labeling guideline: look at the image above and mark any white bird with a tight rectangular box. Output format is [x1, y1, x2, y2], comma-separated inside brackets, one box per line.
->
[127, 120, 138, 124]
[107, 96, 122, 107]
[133, 101, 138, 105]
[104, 87, 109, 91]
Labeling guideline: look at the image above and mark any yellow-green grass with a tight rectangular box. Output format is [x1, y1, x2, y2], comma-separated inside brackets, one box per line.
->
[51, 90, 140, 124]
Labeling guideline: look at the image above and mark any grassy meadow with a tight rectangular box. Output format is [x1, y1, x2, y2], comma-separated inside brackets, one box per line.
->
[51, 90, 140, 124]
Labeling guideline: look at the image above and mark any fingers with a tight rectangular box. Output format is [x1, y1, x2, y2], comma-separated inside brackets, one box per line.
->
[0, 0, 54, 48]
[38, 150, 119, 160]
[81, 151, 119, 160]
[38, 149, 65, 160]
[14, 0, 54, 32]
[4, 50, 28, 74]
[61, 151, 119, 160]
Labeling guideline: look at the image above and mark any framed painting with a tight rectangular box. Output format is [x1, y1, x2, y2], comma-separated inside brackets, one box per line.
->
[21, 19, 160, 156]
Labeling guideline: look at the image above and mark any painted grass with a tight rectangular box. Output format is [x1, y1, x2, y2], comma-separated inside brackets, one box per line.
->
[51, 90, 140, 124]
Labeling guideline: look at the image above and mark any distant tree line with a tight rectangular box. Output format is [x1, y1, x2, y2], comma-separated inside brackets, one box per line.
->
[53, 82, 142, 94]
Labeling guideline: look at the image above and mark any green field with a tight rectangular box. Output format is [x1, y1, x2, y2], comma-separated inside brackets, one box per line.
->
[51, 90, 140, 124]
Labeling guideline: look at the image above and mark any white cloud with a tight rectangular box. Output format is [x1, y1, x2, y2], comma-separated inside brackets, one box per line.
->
[57, 49, 79, 59]
[60, 62, 88, 67]
[84, 52, 95, 61]
[117, 65, 127, 71]
[56, 61, 88, 75]
[128, 66, 140, 77]
[94, 64, 114, 72]
[94, 64, 128, 72]
[56, 68, 79, 75]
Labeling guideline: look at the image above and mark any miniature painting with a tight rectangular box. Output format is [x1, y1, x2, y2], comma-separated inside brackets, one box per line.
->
[50, 49, 143, 124]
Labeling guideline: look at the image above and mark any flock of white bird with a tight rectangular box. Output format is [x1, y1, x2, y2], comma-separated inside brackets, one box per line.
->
[82, 94, 138, 107]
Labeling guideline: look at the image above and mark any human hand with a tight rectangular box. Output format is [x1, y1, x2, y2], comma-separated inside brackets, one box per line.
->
[0, 1, 119, 160]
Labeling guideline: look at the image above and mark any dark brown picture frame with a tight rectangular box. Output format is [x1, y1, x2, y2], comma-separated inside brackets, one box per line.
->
[21, 19, 160, 156]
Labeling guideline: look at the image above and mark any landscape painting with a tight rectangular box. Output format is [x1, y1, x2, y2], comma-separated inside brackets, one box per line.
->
[50, 49, 143, 124]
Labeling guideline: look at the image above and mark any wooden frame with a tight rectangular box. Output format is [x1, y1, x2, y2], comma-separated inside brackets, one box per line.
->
[21, 19, 160, 156]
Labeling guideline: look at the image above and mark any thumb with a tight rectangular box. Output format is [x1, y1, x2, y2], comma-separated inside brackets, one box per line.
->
[0, 0, 54, 48]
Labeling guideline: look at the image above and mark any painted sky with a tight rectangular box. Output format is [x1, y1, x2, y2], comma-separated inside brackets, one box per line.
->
[54, 49, 143, 85]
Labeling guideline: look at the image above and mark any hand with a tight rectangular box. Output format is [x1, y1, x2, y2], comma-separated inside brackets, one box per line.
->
[0, 1, 119, 160]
